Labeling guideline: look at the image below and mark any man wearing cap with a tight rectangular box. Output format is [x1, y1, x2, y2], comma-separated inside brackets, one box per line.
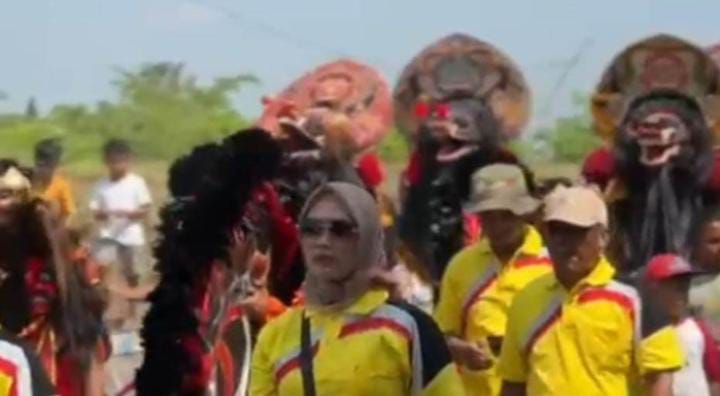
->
[498, 185, 684, 396]
[434, 164, 552, 396]
[644, 254, 720, 396]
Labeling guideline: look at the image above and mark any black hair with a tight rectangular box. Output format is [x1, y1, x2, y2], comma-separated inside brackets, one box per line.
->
[102, 138, 132, 157]
[686, 205, 720, 254]
[136, 128, 281, 395]
[34, 138, 63, 165]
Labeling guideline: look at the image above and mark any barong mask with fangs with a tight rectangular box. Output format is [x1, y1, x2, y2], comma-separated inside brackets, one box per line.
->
[395, 33, 531, 159]
[626, 109, 690, 167]
[258, 60, 392, 220]
[393, 34, 530, 282]
[583, 34, 720, 272]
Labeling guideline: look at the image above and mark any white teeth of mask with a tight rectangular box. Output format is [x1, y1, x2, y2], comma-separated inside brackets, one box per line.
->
[660, 126, 675, 143]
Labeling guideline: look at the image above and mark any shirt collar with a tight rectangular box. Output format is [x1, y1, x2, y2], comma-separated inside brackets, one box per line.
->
[582, 257, 616, 287]
[306, 288, 389, 318]
[514, 226, 546, 259]
[548, 256, 616, 291]
[478, 225, 545, 262]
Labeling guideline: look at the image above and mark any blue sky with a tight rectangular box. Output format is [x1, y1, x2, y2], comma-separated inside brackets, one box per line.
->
[2, 0, 720, 130]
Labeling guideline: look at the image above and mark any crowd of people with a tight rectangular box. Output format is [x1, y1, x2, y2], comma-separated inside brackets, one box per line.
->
[0, 129, 718, 396]
[1, 32, 720, 396]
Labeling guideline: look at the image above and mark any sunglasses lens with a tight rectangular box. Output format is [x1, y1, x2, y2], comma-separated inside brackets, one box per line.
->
[329, 221, 357, 238]
[299, 222, 323, 237]
[300, 220, 357, 239]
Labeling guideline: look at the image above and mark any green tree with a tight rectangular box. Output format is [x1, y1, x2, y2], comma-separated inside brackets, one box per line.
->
[37, 62, 259, 160]
[106, 62, 258, 158]
[25, 97, 38, 119]
[537, 92, 602, 163]
[0, 62, 259, 165]
[377, 129, 409, 162]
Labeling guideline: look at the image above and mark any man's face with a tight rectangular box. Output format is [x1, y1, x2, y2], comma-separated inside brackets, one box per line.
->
[479, 210, 526, 253]
[105, 153, 130, 178]
[544, 221, 604, 285]
[694, 220, 720, 272]
[652, 277, 691, 322]
[34, 159, 56, 181]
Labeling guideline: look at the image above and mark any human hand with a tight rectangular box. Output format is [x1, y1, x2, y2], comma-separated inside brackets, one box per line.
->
[464, 342, 493, 371]
[109, 209, 144, 220]
[240, 288, 270, 322]
[369, 267, 404, 301]
[447, 337, 493, 370]
[94, 210, 109, 221]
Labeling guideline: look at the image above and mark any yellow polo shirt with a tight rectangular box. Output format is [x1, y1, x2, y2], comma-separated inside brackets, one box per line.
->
[497, 257, 684, 396]
[434, 226, 552, 396]
[251, 289, 464, 396]
[40, 174, 75, 219]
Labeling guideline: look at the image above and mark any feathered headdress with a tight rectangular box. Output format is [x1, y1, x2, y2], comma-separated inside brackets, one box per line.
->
[136, 128, 282, 395]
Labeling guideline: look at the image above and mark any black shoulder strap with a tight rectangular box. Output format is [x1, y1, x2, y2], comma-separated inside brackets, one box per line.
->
[299, 311, 317, 396]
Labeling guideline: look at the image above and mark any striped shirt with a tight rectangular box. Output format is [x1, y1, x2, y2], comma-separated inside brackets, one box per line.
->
[434, 226, 552, 395]
[250, 289, 464, 396]
[498, 257, 684, 396]
[0, 329, 54, 396]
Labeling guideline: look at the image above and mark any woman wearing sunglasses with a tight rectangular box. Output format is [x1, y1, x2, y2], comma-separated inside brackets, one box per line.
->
[251, 182, 464, 396]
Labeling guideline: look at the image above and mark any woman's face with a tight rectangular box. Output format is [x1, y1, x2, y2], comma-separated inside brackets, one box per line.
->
[695, 220, 720, 272]
[300, 194, 360, 282]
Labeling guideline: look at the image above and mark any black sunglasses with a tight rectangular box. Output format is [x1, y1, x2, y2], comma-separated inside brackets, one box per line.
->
[299, 219, 358, 239]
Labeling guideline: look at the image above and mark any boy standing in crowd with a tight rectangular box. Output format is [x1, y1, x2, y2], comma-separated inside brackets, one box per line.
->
[688, 206, 720, 340]
[32, 138, 76, 222]
[90, 139, 152, 329]
[645, 254, 720, 396]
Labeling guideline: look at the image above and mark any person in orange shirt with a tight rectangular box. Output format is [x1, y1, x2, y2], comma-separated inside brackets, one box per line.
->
[32, 138, 76, 221]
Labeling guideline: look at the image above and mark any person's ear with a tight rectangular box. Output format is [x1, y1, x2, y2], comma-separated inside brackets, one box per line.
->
[597, 227, 609, 250]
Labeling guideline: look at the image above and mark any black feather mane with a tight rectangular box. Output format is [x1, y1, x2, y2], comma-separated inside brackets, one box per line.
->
[136, 129, 281, 395]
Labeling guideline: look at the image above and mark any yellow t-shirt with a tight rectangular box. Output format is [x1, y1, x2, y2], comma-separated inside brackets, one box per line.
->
[251, 289, 464, 396]
[497, 257, 684, 396]
[40, 174, 76, 219]
[434, 226, 552, 396]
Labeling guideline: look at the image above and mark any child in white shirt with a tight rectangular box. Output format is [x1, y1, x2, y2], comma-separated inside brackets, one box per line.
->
[90, 139, 152, 328]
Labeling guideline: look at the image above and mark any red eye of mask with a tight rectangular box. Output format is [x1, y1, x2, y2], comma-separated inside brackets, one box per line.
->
[413, 102, 452, 120]
[432, 103, 451, 120]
